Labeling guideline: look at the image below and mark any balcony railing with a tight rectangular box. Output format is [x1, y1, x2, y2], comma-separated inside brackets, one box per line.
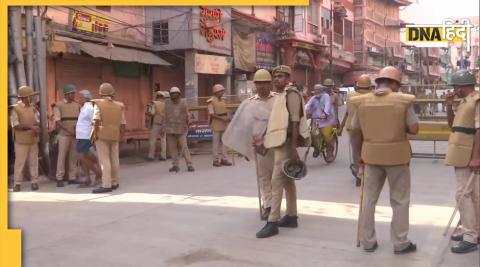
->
[308, 22, 319, 35]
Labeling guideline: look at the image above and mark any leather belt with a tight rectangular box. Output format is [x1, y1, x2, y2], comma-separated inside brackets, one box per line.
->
[452, 126, 476, 135]
[61, 117, 78, 121]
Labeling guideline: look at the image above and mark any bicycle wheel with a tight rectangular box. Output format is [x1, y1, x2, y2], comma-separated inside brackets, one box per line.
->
[322, 134, 338, 163]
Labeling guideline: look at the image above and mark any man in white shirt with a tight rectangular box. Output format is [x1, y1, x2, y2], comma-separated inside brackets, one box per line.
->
[76, 90, 101, 187]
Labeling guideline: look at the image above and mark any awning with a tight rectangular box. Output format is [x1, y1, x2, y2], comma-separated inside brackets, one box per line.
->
[49, 35, 82, 54]
[79, 42, 171, 66]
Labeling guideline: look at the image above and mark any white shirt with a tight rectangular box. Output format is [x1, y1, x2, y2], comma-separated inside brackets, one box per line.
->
[76, 102, 94, 139]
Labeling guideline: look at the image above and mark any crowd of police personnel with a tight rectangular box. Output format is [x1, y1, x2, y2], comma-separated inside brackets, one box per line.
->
[9, 63, 479, 254]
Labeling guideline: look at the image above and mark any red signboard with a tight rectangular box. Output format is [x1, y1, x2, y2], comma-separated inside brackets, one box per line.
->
[199, 7, 226, 43]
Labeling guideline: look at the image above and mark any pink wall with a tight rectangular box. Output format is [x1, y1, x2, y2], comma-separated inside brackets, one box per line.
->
[45, 6, 146, 44]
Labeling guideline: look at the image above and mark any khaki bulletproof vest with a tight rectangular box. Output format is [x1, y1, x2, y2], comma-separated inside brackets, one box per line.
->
[264, 87, 310, 148]
[357, 90, 415, 165]
[164, 99, 189, 134]
[94, 99, 123, 141]
[152, 101, 166, 125]
[208, 96, 229, 131]
[445, 91, 479, 167]
[12, 104, 39, 144]
[56, 101, 80, 136]
[346, 89, 370, 131]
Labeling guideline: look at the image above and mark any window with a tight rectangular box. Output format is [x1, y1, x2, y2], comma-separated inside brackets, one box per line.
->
[277, 6, 295, 31]
[96, 6, 111, 12]
[307, 1, 319, 34]
[321, 7, 331, 30]
[294, 7, 305, 32]
[344, 19, 353, 39]
[153, 21, 169, 45]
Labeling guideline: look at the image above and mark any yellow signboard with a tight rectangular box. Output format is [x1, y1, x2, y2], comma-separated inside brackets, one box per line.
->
[72, 10, 109, 34]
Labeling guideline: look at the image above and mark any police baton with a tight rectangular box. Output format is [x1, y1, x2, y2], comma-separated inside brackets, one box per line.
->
[356, 165, 365, 247]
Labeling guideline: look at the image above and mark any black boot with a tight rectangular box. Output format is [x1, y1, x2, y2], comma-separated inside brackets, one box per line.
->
[277, 215, 298, 228]
[68, 179, 82, 185]
[451, 241, 477, 254]
[169, 166, 179, 172]
[394, 242, 417, 254]
[261, 207, 271, 221]
[256, 222, 279, 238]
[92, 187, 112, 194]
[112, 184, 119, 190]
[187, 165, 195, 172]
[13, 184, 21, 192]
[56, 180, 64, 187]
[313, 147, 320, 158]
[31, 183, 39, 191]
[451, 233, 463, 242]
[355, 178, 362, 187]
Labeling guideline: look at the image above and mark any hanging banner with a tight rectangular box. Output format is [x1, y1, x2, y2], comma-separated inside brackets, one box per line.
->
[195, 53, 232, 75]
[256, 32, 276, 70]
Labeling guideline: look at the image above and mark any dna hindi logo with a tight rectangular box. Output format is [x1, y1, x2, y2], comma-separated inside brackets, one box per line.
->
[405, 18, 474, 51]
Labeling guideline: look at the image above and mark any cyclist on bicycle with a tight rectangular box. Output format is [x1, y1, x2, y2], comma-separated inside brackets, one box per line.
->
[305, 84, 337, 161]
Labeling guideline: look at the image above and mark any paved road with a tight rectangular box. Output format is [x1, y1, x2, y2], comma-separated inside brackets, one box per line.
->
[9, 132, 479, 267]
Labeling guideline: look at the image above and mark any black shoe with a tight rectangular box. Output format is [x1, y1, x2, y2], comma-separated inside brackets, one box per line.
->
[92, 187, 112, 194]
[112, 184, 119, 190]
[68, 179, 82, 185]
[355, 178, 362, 187]
[364, 242, 378, 252]
[57, 180, 64, 187]
[261, 207, 271, 221]
[169, 166, 179, 172]
[187, 166, 195, 172]
[146, 157, 155, 161]
[31, 183, 39, 191]
[313, 148, 320, 158]
[13, 185, 21, 192]
[451, 233, 463, 242]
[221, 159, 232, 166]
[277, 215, 298, 228]
[451, 241, 478, 254]
[394, 242, 417, 254]
[159, 157, 166, 161]
[256, 222, 279, 238]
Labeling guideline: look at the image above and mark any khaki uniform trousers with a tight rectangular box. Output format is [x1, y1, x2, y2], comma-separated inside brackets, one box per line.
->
[148, 124, 167, 159]
[268, 142, 297, 222]
[14, 143, 39, 185]
[360, 164, 411, 251]
[212, 130, 228, 161]
[95, 139, 120, 188]
[454, 167, 479, 243]
[255, 149, 274, 209]
[167, 134, 192, 167]
[56, 135, 77, 180]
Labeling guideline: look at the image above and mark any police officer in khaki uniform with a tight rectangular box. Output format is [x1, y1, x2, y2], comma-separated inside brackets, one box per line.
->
[351, 66, 419, 254]
[256, 65, 310, 238]
[11, 86, 41, 192]
[54, 84, 81, 187]
[165, 87, 194, 172]
[207, 84, 232, 167]
[445, 70, 480, 253]
[91, 83, 126, 194]
[147, 91, 167, 161]
[251, 69, 277, 220]
[339, 74, 373, 186]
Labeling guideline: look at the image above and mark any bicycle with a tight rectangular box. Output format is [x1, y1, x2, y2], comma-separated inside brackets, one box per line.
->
[308, 119, 339, 164]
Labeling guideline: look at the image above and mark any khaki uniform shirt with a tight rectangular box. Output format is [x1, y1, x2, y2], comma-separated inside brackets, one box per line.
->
[350, 90, 419, 130]
[475, 101, 480, 129]
[92, 97, 127, 125]
[10, 103, 40, 128]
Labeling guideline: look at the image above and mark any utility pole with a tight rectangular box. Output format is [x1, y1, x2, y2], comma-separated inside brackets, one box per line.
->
[34, 9, 50, 172]
[329, 0, 333, 78]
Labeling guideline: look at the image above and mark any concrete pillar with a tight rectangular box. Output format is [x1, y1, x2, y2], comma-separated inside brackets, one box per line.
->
[184, 50, 198, 101]
[222, 75, 232, 95]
